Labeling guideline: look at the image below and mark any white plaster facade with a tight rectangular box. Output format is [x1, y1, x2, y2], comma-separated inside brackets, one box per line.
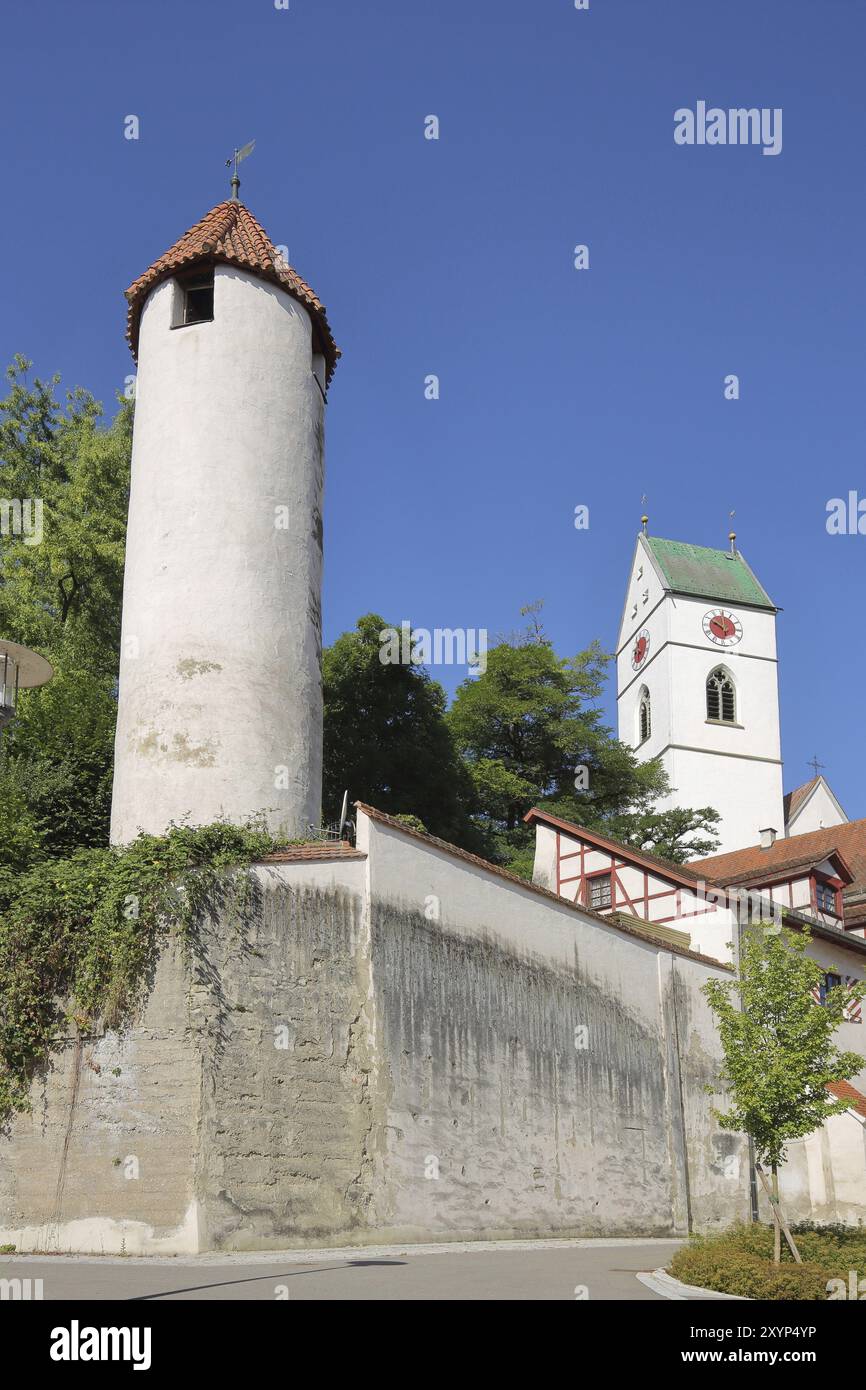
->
[111, 264, 326, 843]
[787, 777, 849, 836]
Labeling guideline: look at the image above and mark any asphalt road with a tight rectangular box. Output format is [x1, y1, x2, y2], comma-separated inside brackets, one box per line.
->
[2, 1239, 681, 1301]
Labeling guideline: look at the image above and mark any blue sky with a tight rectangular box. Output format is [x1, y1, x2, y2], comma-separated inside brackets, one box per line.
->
[3, 0, 865, 815]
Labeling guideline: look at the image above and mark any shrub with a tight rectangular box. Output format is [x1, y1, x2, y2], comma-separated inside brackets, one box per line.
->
[670, 1222, 866, 1300]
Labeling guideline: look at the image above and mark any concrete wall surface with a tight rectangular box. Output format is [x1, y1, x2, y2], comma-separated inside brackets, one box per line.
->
[0, 862, 372, 1254]
[359, 811, 749, 1242]
[1, 814, 862, 1253]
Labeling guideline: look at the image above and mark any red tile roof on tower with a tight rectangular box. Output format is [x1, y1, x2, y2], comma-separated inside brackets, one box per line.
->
[125, 200, 340, 384]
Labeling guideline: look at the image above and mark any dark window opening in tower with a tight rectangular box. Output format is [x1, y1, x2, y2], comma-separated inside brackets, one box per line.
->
[707, 667, 736, 723]
[181, 269, 214, 325]
[638, 687, 651, 743]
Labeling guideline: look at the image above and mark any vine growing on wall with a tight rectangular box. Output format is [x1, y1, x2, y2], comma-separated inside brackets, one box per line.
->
[0, 822, 281, 1126]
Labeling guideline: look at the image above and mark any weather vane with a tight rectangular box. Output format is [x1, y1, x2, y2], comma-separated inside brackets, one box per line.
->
[226, 140, 256, 200]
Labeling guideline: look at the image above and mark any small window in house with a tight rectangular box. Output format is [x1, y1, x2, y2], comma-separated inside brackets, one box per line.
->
[707, 667, 736, 723]
[588, 873, 612, 911]
[180, 268, 214, 325]
[819, 971, 843, 1004]
[638, 687, 651, 743]
[815, 882, 839, 916]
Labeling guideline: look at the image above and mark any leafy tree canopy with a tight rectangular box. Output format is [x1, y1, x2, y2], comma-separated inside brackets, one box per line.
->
[0, 358, 131, 857]
[323, 613, 478, 847]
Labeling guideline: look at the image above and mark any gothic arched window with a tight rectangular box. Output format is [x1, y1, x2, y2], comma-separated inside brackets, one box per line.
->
[707, 667, 736, 723]
[638, 686, 651, 743]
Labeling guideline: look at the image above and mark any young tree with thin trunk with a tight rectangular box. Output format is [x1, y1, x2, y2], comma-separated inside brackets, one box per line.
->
[703, 925, 865, 1263]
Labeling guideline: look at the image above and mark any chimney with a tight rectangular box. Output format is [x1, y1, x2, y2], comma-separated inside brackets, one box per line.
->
[760, 827, 777, 850]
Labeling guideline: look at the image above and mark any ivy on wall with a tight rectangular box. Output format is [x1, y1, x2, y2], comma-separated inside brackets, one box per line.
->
[0, 822, 281, 1125]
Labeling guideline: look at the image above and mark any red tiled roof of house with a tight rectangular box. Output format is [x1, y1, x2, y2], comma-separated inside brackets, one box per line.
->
[125, 200, 339, 383]
[260, 841, 365, 863]
[693, 819, 866, 895]
[714, 849, 854, 889]
[783, 777, 819, 825]
[827, 1080, 866, 1120]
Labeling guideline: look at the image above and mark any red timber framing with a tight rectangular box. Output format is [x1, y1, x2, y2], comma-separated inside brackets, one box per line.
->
[531, 808, 717, 928]
[556, 833, 652, 917]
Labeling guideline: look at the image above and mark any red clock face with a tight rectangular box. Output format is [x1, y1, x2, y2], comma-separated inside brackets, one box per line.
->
[702, 609, 743, 647]
[632, 629, 650, 670]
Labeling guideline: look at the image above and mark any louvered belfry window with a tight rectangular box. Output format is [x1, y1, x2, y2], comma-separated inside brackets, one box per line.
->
[707, 668, 736, 723]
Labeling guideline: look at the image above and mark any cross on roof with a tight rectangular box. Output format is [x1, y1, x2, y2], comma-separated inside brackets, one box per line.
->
[808, 755, 826, 779]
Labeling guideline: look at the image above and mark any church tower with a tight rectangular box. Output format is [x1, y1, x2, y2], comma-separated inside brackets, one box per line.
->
[616, 523, 785, 855]
[110, 191, 338, 844]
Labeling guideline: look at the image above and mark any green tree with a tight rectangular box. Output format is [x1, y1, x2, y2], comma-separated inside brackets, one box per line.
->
[703, 926, 866, 1262]
[446, 606, 720, 871]
[322, 614, 478, 845]
[603, 806, 722, 864]
[0, 358, 132, 857]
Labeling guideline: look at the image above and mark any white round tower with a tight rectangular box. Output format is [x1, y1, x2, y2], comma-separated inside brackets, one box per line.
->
[110, 196, 338, 844]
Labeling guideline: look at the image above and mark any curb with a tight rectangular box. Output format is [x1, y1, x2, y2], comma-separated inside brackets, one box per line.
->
[637, 1267, 750, 1301]
[0, 1236, 685, 1267]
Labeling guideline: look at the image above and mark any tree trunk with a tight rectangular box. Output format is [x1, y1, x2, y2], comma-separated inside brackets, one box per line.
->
[756, 1162, 803, 1265]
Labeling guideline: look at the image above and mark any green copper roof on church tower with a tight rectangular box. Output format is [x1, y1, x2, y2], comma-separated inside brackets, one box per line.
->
[643, 536, 777, 610]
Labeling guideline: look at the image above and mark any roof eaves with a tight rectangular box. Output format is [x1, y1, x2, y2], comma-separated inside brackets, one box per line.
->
[719, 848, 855, 889]
[777, 903, 866, 956]
[124, 200, 340, 385]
